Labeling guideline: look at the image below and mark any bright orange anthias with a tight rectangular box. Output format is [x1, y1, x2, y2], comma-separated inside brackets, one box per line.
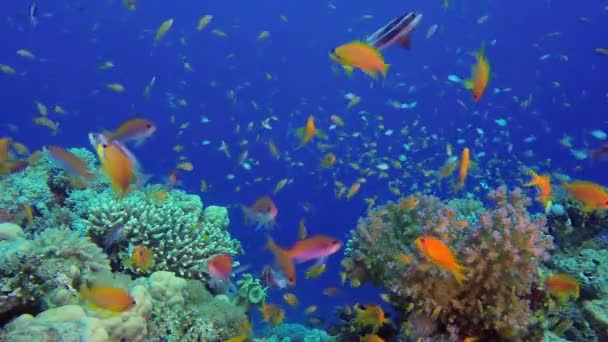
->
[132, 246, 154, 270]
[260, 303, 285, 327]
[524, 170, 552, 209]
[207, 253, 233, 281]
[80, 284, 136, 313]
[562, 180, 608, 212]
[455, 147, 470, 190]
[464, 44, 490, 102]
[96, 141, 134, 197]
[415, 235, 468, 284]
[243, 195, 278, 230]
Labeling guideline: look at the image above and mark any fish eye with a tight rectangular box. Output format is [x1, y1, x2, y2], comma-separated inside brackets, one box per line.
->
[332, 240, 339, 245]
[146, 123, 152, 128]
[131, 300, 137, 305]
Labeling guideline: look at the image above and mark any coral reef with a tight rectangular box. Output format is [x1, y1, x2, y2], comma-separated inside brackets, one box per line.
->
[546, 198, 607, 252]
[342, 187, 554, 340]
[0, 145, 251, 340]
[261, 323, 334, 342]
[447, 197, 485, 225]
[551, 249, 608, 299]
[0, 225, 110, 316]
[67, 186, 241, 279]
[2, 285, 152, 341]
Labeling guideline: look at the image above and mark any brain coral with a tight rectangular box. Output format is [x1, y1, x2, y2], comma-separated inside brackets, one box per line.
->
[342, 187, 554, 340]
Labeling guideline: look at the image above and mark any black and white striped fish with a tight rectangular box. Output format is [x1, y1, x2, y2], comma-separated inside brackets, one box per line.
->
[366, 12, 422, 50]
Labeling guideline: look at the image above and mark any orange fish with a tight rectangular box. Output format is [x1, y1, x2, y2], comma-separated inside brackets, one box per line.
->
[46, 145, 94, 181]
[266, 238, 297, 285]
[455, 147, 470, 190]
[322, 287, 342, 296]
[394, 253, 413, 265]
[96, 142, 134, 197]
[464, 44, 490, 102]
[399, 196, 419, 211]
[80, 284, 136, 312]
[524, 170, 551, 209]
[269, 235, 342, 264]
[243, 195, 278, 230]
[415, 236, 468, 284]
[295, 116, 316, 148]
[347, 182, 361, 200]
[260, 303, 285, 326]
[283, 293, 299, 308]
[330, 41, 390, 78]
[0, 137, 10, 162]
[132, 246, 154, 270]
[105, 118, 157, 146]
[166, 169, 179, 190]
[545, 274, 579, 302]
[563, 181, 608, 212]
[320, 152, 337, 168]
[207, 254, 233, 281]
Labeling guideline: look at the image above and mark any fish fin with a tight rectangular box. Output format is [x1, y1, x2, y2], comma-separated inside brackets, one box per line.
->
[315, 129, 328, 140]
[294, 127, 305, 139]
[342, 65, 354, 77]
[453, 266, 468, 285]
[382, 64, 390, 77]
[397, 36, 412, 49]
[463, 79, 473, 90]
[313, 257, 327, 266]
[364, 70, 378, 80]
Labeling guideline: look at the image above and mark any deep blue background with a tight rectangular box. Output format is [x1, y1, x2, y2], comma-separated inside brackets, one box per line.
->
[2, 0, 607, 330]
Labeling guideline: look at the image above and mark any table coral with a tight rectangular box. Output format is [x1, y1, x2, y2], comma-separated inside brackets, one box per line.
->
[342, 187, 554, 340]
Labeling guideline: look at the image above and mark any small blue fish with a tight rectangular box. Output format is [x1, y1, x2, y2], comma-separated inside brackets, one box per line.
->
[29, 2, 38, 27]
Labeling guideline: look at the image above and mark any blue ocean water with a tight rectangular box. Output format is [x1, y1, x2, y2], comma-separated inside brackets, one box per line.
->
[1, 0, 608, 338]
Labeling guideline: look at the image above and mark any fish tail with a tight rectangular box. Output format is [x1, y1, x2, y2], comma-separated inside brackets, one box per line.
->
[265, 236, 290, 258]
[265, 236, 281, 253]
[79, 283, 90, 301]
[453, 266, 468, 285]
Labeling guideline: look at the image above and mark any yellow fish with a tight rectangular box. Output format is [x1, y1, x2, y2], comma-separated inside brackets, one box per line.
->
[154, 18, 174, 44]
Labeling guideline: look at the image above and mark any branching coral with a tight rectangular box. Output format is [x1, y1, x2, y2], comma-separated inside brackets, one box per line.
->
[67, 187, 241, 280]
[342, 187, 554, 340]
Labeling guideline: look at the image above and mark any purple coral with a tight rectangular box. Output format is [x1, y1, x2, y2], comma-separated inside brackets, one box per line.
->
[342, 187, 554, 340]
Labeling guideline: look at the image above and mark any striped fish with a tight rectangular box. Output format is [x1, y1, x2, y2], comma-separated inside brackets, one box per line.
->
[366, 12, 422, 50]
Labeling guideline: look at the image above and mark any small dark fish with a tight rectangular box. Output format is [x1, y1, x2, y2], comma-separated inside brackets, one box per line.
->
[591, 144, 608, 161]
[29, 2, 38, 27]
[102, 224, 125, 249]
[366, 12, 422, 50]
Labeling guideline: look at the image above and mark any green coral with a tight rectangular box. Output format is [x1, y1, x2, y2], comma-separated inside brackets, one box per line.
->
[66, 187, 241, 280]
[447, 197, 484, 225]
[342, 187, 554, 340]
[235, 273, 267, 307]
